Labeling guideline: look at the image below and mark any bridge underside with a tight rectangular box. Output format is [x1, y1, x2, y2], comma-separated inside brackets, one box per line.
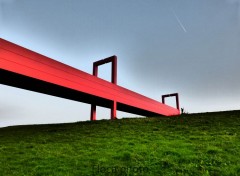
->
[0, 69, 161, 117]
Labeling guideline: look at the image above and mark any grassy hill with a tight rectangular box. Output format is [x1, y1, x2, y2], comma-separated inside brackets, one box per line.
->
[0, 110, 240, 176]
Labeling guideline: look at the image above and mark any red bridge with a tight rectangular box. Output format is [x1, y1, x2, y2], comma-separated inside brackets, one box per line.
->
[0, 38, 180, 120]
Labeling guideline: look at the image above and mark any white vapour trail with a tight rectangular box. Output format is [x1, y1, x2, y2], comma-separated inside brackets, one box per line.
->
[172, 9, 187, 33]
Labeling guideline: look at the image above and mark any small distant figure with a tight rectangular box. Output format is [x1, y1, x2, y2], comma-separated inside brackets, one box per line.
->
[181, 108, 185, 114]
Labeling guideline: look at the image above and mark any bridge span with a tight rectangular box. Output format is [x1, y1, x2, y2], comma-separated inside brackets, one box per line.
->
[0, 38, 180, 120]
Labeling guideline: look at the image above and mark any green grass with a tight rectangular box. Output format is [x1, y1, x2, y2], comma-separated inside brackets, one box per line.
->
[0, 110, 240, 176]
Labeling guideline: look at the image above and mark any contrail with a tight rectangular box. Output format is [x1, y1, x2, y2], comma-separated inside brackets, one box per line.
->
[172, 9, 187, 33]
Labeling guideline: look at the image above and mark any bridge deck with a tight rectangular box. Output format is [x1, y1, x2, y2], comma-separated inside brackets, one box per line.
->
[0, 38, 180, 117]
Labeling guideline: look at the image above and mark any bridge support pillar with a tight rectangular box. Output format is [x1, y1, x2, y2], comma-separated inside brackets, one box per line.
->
[111, 101, 117, 119]
[91, 56, 117, 120]
[90, 105, 96, 121]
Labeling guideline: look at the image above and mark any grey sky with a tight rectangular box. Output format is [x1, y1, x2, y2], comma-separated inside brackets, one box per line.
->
[0, 0, 240, 127]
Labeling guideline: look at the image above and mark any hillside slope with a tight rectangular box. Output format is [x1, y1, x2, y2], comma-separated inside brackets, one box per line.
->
[0, 110, 240, 175]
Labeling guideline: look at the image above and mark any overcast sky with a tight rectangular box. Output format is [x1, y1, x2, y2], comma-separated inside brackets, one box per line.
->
[1, 0, 240, 127]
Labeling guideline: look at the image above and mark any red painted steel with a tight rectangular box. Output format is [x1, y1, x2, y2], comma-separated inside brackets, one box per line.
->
[162, 93, 180, 111]
[91, 56, 117, 120]
[0, 38, 180, 119]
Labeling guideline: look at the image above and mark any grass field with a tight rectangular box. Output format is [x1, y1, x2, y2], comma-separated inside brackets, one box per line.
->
[0, 110, 240, 176]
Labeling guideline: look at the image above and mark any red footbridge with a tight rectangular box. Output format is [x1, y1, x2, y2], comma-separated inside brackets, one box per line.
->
[0, 38, 180, 120]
